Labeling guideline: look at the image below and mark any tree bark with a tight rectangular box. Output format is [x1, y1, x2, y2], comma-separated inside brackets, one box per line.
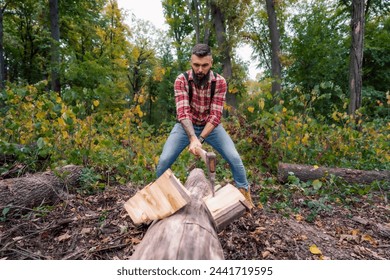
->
[265, 0, 282, 96]
[277, 162, 389, 185]
[49, 0, 61, 93]
[348, 0, 365, 117]
[0, 165, 83, 213]
[130, 168, 224, 260]
[211, 1, 237, 111]
[0, 3, 8, 91]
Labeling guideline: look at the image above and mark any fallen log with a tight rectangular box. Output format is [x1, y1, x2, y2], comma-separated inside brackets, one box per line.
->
[130, 168, 225, 260]
[0, 165, 83, 213]
[277, 162, 390, 184]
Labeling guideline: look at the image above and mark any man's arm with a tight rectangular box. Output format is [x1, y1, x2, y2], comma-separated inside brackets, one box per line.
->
[180, 119, 201, 155]
[199, 122, 215, 141]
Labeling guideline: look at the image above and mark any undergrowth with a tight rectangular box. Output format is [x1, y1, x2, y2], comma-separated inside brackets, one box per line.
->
[0, 83, 388, 221]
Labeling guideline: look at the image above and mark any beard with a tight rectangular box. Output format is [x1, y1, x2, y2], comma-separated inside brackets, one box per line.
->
[192, 69, 210, 87]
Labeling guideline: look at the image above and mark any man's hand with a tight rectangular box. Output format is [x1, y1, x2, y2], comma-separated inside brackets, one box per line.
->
[188, 136, 202, 156]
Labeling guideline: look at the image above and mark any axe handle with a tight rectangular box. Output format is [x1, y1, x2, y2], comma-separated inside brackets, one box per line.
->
[195, 146, 208, 165]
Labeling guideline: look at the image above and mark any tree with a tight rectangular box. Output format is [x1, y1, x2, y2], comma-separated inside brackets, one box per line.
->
[49, 0, 60, 93]
[265, 0, 282, 96]
[0, 1, 8, 90]
[210, 0, 251, 111]
[162, 0, 193, 71]
[0, 2, 8, 91]
[211, 1, 234, 110]
[185, 0, 212, 44]
[348, 0, 365, 117]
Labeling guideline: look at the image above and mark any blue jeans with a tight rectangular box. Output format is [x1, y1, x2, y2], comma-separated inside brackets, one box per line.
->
[156, 123, 249, 190]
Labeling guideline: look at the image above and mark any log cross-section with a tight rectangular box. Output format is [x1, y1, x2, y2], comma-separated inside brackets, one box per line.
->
[130, 168, 224, 260]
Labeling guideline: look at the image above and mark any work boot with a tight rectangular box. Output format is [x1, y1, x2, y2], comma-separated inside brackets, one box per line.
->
[239, 187, 255, 210]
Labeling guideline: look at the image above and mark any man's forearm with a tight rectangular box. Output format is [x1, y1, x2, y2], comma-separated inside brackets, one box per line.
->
[180, 119, 196, 140]
[199, 122, 215, 139]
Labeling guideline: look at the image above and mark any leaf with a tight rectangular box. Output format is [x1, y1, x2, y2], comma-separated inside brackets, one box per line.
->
[309, 244, 322, 255]
[361, 234, 377, 245]
[301, 132, 310, 145]
[295, 214, 304, 222]
[93, 100, 100, 107]
[312, 179, 322, 190]
[259, 98, 265, 110]
[37, 137, 45, 149]
[247, 106, 255, 113]
[57, 233, 71, 242]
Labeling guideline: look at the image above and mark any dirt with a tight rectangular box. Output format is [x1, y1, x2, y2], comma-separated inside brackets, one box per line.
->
[0, 182, 389, 260]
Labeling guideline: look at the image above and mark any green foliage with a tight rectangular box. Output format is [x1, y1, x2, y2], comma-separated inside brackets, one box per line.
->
[79, 167, 104, 195]
[258, 171, 388, 222]
[1, 207, 10, 222]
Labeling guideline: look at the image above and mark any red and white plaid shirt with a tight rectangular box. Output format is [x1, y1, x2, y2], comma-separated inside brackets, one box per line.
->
[174, 70, 226, 126]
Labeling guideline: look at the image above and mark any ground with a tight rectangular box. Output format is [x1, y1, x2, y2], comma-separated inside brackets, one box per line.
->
[0, 181, 389, 260]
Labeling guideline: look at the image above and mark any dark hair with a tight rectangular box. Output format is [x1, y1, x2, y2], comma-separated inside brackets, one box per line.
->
[191, 44, 212, 57]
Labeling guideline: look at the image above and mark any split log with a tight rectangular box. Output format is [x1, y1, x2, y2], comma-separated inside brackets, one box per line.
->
[130, 168, 225, 260]
[0, 165, 83, 213]
[204, 183, 248, 231]
[277, 162, 390, 184]
[124, 169, 191, 224]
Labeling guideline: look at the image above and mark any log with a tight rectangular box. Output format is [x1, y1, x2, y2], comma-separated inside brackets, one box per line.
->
[130, 168, 225, 260]
[0, 165, 83, 213]
[277, 162, 390, 184]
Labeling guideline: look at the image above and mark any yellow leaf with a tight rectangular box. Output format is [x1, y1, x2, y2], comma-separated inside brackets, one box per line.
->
[138, 95, 145, 104]
[230, 87, 238, 94]
[36, 111, 46, 119]
[247, 106, 255, 113]
[58, 117, 66, 127]
[309, 244, 322, 255]
[93, 100, 100, 107]
[259, 98, 265, 110]
[313, 165, 319, 169]
[295, 214, 303, 222]
[351, 229, 360, 236]
[301, 133, 309, 145]
[361, 234, 377, 245]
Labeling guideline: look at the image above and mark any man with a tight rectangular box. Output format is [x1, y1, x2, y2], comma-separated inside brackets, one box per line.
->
[156, 43, 254, 208]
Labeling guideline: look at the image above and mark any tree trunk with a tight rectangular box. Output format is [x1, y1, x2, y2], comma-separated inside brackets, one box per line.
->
[187, 0, 200, 43]
[130, 168, 224, 260]
[211, 2, 237, 111]
[49, 0, 61, 93]
[348, 0, 365, 117]
[0, 3, 7, 91]
[0, 165, 83, 213]
[277, 162, 389, 185]
[265, 0, 282, 96]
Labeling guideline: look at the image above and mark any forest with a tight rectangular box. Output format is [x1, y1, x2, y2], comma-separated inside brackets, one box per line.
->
[0, 0, 389, 261]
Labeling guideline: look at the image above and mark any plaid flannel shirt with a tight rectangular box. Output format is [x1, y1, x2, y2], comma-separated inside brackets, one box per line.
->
[174, 70, 226, 126]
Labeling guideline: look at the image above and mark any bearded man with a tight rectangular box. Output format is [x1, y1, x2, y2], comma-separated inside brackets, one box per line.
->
[156, 43, 254, 208]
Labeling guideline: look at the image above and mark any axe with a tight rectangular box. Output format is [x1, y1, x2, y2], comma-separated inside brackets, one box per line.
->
[195, 147, 216, 196]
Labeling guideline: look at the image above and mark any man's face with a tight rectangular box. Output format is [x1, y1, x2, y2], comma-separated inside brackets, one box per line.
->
[191, 54, 213, 80]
